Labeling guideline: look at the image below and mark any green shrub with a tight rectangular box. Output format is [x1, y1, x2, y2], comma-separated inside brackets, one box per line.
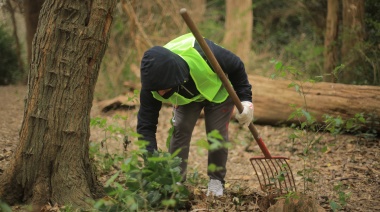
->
[89, 116, 191, 211]
[93, 150, 190, 211]
[0, 200, 12, 212]
[0, 25, 21, 85]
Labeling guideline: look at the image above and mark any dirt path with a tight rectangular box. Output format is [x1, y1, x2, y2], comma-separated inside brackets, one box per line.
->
[1, 85, 379, 211]
[0, 85, 25, 172]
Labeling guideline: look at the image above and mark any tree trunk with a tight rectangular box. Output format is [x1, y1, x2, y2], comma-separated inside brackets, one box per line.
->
[0, 0, 117, 209]
[222, 0, 253, 65]
[340, 0, 365, 83]
[190, 0, 206, 25]
[23, 0, 45, 65]
[323, 0, 339, 83]
[250, 75, 380, 131]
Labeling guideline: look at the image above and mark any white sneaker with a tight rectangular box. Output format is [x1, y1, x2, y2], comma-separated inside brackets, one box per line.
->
[207, 179, 223, 197]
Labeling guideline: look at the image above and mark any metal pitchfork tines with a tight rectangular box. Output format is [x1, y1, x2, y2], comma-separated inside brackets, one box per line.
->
[250, 155, 296, 194]
[248, 124, 297, 194]
[179, 8, 297, 194]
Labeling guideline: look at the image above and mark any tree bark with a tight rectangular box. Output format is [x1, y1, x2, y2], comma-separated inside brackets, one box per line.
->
[323, 0, 339, 83]
[250, 75, 380, 131]
[222, 0, 253, 65]
[340, 0, 365, 83]
[0, 0, 117, 209]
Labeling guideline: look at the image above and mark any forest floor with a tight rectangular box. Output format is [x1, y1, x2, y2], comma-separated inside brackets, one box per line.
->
[1, 85, 379, 211]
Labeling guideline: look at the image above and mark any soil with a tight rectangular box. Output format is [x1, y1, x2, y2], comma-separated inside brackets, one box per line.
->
[1, 85, 379, 211]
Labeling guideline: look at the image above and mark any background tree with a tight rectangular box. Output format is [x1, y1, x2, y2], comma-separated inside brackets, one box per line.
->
[340, 0, 365, 83]
[323, 0, 339, 82]
[4, 0, 24, 78]
[0, 0, 117, 209]
[222, 0, 253, 65]
[190, 0, 206, 25]
[23, 0, 44, 65]
[95, 0, 190, 99]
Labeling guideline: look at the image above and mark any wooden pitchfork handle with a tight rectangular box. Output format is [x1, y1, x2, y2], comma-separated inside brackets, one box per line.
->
[180, 8, 273, 159]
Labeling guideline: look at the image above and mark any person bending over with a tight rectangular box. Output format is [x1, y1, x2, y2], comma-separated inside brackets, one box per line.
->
[137, 33, 253, 197]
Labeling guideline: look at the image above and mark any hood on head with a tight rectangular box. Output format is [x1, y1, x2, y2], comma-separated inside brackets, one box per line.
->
[140, 46, 189, 91]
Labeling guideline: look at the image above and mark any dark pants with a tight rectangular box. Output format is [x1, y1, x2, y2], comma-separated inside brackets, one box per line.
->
[169, 97, 234, 183]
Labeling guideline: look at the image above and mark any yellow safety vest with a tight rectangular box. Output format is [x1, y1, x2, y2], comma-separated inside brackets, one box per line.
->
[152, 33, 229, 105]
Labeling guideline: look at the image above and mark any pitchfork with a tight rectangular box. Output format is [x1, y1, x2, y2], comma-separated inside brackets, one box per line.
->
[180, 8, 297, 194]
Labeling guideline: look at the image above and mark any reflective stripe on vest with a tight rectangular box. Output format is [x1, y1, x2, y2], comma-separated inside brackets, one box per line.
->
[152, 33, 229, 105]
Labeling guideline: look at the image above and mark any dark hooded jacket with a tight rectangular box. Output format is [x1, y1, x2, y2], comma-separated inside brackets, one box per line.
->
[137, 38, 252, 152]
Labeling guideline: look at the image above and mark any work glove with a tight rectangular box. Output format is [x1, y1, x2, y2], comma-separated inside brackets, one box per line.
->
[235, 101, 254, 126]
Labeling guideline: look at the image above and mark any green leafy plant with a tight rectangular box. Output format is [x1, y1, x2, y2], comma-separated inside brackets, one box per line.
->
[0, 25, 22, 85]
[329, 182, 351, 212]
[90, 115, 132, 173]
[89, 114, 191, 211]
[93, 149, 190, 211]
[276, 191, 299, 204]
[194, 129, 232, 174]
[323, 113, 366, 136]
[0, 200, 12, 212]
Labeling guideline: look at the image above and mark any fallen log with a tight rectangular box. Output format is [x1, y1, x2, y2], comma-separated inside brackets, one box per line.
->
[96, 91, 138, 113]
[102, 76, 380, 133]
[250, 75, 380, 132]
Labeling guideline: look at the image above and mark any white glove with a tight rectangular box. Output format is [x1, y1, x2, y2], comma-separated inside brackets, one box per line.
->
[235, 101, 254, 126]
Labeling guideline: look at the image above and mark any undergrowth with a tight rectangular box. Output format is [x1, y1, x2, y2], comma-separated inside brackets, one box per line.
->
[86, 59, 377, 211]
[89, 115, 191, 211]
[270, 59, 377, 211]
[88, 113, 234, 211]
